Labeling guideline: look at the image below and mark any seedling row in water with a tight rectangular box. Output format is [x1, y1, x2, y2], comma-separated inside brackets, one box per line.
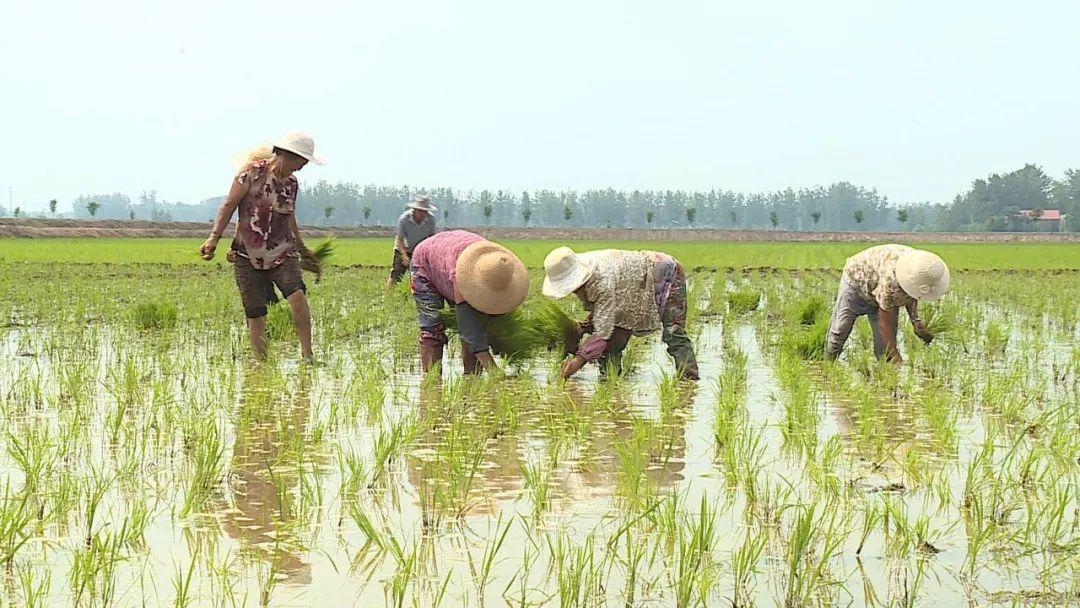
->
[0, 258, 1076, 607]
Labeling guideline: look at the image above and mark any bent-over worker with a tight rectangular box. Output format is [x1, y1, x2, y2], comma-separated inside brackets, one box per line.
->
[825, 244, 950, 363]
[410, 230, 529, 375]
[542, 247, 699, 381]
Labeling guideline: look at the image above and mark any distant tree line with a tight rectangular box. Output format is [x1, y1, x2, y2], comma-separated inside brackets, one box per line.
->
[16, 163, 1077, 232]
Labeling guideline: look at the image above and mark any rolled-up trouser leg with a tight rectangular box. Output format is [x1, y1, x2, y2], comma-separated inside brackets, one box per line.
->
[661, 269, 699, 379]
[825, 276, 865, 359]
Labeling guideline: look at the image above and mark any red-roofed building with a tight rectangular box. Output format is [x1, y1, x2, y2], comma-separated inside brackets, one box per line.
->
[1014, 209, 1063, 231]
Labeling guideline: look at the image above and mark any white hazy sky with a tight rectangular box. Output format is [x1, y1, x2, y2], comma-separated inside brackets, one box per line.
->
[2, 0, 1078, 211]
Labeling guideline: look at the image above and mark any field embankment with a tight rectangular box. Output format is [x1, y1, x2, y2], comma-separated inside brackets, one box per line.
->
[1, 217, 1077, 243]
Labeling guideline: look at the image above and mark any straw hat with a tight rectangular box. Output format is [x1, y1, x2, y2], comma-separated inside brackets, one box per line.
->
[408, 195, 437, 212]
[271, 131, 326, 165]
[542, 246, 596, 299]
[455, 241, 529, 315]
[896, 249, 950, 301]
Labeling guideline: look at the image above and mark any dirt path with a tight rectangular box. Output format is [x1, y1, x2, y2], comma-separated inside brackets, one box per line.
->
[1, 217, 1076, 242]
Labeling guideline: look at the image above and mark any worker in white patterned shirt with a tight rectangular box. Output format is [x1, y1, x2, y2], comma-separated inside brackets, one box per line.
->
[826, 244, 950, 363]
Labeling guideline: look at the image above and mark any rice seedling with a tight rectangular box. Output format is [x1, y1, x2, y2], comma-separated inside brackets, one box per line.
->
[729, 529, 766, 607]
[0, 241, 1075, 606]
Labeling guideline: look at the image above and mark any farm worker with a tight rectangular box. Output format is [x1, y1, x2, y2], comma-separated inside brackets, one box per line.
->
[542, 247, 700, 381]
[199, 131, 325, 362]
[410, 230, 529, 374]
[825, 244, 950, 363]
[386, 195, 439, 288]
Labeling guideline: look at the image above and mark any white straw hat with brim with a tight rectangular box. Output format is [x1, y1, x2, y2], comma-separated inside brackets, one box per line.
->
[455, 241, 530, 315]
[542, 246, 596, 299]
[408, 196, 437, 212]
[896, 249, 950, 301]
[271, 131, 326, 165]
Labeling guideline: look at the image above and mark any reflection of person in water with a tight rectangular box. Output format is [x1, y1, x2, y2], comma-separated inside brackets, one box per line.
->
[405, 381, 693, 518]
[214, 368, 313, 585]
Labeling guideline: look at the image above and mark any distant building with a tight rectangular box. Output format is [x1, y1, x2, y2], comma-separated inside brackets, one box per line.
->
[1015, 209, 1063, 232]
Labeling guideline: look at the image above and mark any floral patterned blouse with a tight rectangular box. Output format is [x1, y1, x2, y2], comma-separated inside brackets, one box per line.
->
[575, 250, 679, 361]
[231, 160, 299, 270]
[578, 249, 665, 340]
[842, 244, 915, 310]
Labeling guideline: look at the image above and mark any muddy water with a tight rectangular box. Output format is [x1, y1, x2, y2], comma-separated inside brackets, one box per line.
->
[0, 318, 1075, 607]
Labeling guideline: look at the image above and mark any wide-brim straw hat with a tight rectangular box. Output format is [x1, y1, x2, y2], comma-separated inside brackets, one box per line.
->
[542, 246, 596, 299]
[271, 131, 326, 165]
[408, 196, 437, 212]
[455, 240, 529, 315]
[896, 249, 950, 301]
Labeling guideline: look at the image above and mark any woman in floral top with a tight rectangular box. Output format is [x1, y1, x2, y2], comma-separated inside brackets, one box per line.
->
[542, 246, 699, 380]
[825, 244, 950, 362]
[199, 131, 325, 361]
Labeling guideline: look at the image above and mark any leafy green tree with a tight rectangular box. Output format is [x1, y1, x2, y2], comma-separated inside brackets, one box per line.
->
[13, 207, 20, 218]
[897, 209, 909, 226]
[853, 210, 864, 224]
[769, 211, 778, 229]
[483, 204, 493, 223]
[87, 201, 101, 217]
[563, 204, 573, 223]
[646, 210, 654, 225]
[49, 199, 57, 215]
[324, 206, 334, 223]
[811, 211, 821, 225]
[362, 205, 372, 225]
[685, 206, 696, 225]
[522, 207, 532, 225]
[730, 211, 737, 225]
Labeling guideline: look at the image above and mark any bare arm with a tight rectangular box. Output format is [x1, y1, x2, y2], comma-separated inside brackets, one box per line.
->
[877, 307, 902, 363]
[905, 300, 933, 344]
[394, 236, 409, 258]
[199, 178, 248, 260]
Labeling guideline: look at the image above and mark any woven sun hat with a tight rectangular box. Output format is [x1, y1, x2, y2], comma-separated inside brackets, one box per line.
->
[408, 195, 437, 212]
[896, 249, 950, 301]
[455, 240, 529, 315]
[271, 131, 326, 165]
[542, 246, 596, 299]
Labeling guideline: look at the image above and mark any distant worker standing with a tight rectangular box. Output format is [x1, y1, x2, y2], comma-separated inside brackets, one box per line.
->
[542, 247, 699, 380]
[387, 195, 438, 288]
[825, 244, 950, 363]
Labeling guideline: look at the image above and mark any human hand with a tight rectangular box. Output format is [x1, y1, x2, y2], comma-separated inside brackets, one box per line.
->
[561, 355, 586, 379]
[912, 320, 933, 345]
[199, 236, 219, 260]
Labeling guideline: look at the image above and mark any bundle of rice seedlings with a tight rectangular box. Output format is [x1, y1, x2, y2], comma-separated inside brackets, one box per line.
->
[919, 302, 956, 337]
[266, 301, 294, 340]
[130, 301, 178, 330]
[439, 302, 578, 360]
[726, 287, 761, 315]
[300, 238, 336, 281]
[529, 300, 580, 355]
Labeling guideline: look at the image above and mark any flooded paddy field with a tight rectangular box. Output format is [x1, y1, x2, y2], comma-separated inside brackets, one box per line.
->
[0, 247, 1076, 607]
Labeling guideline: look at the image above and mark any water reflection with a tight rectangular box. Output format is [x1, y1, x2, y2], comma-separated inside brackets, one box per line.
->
[214, 366, 313, 585]
[406, 375, 694, 521]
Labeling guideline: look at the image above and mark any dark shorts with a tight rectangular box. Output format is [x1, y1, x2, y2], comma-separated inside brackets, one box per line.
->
[234, 257, 306, 319]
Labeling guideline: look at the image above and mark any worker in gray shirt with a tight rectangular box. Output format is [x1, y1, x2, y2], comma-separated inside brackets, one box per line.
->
[387, 195, 439, 287]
